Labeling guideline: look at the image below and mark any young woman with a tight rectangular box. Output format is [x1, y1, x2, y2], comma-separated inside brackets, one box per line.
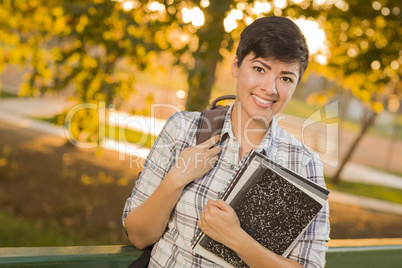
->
[123, 16, 330, 268]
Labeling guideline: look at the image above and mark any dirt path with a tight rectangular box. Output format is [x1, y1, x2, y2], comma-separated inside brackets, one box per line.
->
[1, 121, 402, 246]
[0, 121, 139, 244]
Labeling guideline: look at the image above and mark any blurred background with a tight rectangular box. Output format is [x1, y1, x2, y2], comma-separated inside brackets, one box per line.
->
[0, 0, 401, 247]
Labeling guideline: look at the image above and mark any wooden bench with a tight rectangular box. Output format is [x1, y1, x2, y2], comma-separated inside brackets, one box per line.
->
[1, 239, 401, 267]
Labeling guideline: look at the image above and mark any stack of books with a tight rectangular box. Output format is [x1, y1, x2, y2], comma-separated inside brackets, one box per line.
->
[192, 150, 329, 268]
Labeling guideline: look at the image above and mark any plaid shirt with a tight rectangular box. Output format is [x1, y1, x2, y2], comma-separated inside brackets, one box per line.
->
[122, 105, 330, 268]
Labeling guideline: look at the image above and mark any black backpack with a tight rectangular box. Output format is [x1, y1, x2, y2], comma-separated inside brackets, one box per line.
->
[129, 95, 236, 268]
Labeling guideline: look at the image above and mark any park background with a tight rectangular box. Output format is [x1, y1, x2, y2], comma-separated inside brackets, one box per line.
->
[0, 0, 401, 248]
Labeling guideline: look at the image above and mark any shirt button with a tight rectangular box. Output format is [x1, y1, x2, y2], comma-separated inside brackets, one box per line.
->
[230, 164, 235, 169]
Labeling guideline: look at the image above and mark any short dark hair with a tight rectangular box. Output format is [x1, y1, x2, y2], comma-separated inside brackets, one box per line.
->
[236, 16, 309, 82]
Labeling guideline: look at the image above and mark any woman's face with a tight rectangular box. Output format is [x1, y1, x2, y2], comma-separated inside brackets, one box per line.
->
[232, 53, 300, 126]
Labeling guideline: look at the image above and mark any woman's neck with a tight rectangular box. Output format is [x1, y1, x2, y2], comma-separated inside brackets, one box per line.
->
[231, 102, 272, 150]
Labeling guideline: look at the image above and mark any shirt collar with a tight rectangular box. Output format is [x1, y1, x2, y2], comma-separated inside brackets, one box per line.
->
[256, 115, 278, 155]
[220, 103, 236, 141]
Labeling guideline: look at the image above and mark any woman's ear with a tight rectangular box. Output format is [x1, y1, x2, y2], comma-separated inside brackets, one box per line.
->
[231, 57, 239, 78]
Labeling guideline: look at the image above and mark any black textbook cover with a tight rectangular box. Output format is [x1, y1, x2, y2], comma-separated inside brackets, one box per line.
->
[192, 150, 329, 268]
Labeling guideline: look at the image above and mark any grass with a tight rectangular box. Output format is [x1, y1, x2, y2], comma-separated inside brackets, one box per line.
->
[108, 125, 156, 148]
[282, 98, 402, 141]
[325, 178, 402, 204]
[0, 90, 18, 98]
[3, 179, 401, 248]
[34, 115, 157, 148]
[364, 166, 402, 178]
[369, 123, 402, 141]
[281, 98, 318, 119]
[0, 211, 87, 247]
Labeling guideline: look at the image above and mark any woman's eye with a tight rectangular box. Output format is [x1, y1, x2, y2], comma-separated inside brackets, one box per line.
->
[253, 66, 265, 73]
[281, 77, 293, 83]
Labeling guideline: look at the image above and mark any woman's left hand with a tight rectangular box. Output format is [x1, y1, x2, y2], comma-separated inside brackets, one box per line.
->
[197, 199, 244, 249]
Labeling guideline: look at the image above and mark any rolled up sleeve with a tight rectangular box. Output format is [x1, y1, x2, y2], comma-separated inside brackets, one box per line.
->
[288, 155, 330, 267]
[121, 112, 189, 227]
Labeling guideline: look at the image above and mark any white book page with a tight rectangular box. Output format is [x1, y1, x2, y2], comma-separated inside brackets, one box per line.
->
[225, 159, 262, 204]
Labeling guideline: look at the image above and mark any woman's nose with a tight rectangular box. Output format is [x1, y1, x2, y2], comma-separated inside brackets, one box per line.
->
[261, 76, 277, 95]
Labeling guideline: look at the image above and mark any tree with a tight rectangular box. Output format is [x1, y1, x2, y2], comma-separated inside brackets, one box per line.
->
[1, 0, 400, 182]
[0, 0, 323, 137]
[0, 0, 329, 110]
[310, 0, 401, 183]
[1, 0, 152, 142]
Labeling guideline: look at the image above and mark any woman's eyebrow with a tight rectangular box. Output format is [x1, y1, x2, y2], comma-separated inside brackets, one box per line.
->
[280, 71, 297, 78]
[252, 59, 297, 78]
[252, 59, 271, 70]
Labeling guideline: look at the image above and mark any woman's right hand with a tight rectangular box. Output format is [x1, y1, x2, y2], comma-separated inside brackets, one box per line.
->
[168, 135, 221, 188]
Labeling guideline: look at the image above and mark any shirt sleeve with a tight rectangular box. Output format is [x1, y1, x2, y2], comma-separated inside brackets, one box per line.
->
[287, 153, 330, 268]
[121, 112, 189, 228]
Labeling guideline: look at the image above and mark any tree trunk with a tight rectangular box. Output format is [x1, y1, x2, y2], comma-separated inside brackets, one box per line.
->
[185, 47, 221, 111]
[332, 110, 377, 184]
[185, 1, 231, 111]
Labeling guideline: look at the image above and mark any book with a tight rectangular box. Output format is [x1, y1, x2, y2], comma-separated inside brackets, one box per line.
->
[192, 150, 329, 268]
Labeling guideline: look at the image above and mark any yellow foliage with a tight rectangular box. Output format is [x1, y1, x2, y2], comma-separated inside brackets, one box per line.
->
[105, 74, 115, 84]
[74, 40, 82, 48]
[19, 83, 31, 96]
[64, 25, 72, 35]
[133, 12, 143, 25]
[88, 7, 97, 16]
[368, 73, 378, 83]
[145, 94, 154, 104]
[89, 74, 102, 92]
[306, 92, 328, 108]
[317, 95, 328, 106]
[375, 16, 386, 29]
[119, 81, 131, 96]
[343, 73, 363, 91]
[1, 32, 19, 47]
[52, 47, 63, 61]
[81, 175, 94, 185]
[0, 49, 3, 71]
[372, 101, 384, 114]
[113, 30, 124, 40]
[76, 24, 85, 33]
[120, 39, 132, 49]
[360, 90, 371, 102]
[97, 171, 114, 184]
[27, 35, 40, 46]
[82, 56, 98, 69]
[155, 31, 169, 50]
[127, 25, 137, 36]
[8, 13, 20, 29]
[306, 93, 316, 106]
[79, 14, 89, 27]
[117, 177, 130, 187]
[52, 7, 64, 17]
[136, 45, 147, 57]
[41, 67, 52, 79]
[95, 93, 106, 101]
[351, 86, 360, 98]
[102, 31, 113, 40]
[53, 17, 66, 35]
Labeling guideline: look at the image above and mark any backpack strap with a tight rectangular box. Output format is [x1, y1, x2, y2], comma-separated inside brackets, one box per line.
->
[196, 95, 236, 145]
[128, 245, 153, 268]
